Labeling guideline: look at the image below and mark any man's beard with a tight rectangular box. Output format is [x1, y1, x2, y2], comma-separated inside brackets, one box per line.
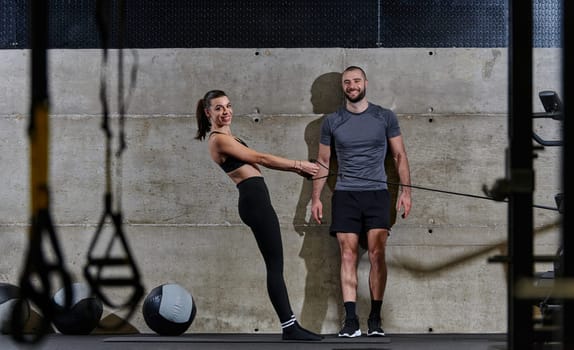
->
[345, 88, 366, 103]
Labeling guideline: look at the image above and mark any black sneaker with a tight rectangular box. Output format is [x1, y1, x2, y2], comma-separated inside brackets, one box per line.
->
[338, 317, 361, 338]
[367, 317, 385, 337]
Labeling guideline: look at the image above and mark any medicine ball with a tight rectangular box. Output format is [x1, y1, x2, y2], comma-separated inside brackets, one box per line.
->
[142, 283, 196, 336]
[0, 283, 30, 334]
[52, 283, 103, 335]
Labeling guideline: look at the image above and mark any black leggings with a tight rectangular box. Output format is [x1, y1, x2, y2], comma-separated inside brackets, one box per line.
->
[237, 176, 292, 323]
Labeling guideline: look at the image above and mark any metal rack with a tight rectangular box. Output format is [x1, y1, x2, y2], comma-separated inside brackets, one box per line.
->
[491, 1, 572, 349]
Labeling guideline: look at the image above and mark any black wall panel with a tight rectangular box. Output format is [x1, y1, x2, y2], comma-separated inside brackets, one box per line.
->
[0, 0, 562, 49]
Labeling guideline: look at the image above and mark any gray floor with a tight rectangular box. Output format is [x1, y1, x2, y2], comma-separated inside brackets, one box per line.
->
[1, 333, 509, 350]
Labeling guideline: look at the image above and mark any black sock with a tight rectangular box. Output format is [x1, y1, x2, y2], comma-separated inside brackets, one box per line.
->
[344, 301, 357, 320]
[282, 316, 323, 341]
[369, 300, 382, 319]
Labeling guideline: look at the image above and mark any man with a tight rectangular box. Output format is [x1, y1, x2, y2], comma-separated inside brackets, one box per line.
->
[311, 66, 412, 337]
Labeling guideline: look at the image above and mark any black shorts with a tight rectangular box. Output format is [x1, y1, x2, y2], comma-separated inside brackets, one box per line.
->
[330, 190, 391, 237]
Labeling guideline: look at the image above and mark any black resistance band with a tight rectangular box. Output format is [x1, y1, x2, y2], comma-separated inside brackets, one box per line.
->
[310, 160, 559, 212]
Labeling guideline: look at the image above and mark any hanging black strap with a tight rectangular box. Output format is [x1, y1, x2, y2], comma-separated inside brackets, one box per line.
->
[83, 0, 143, 329]
[84, 195, 144, 323]
[13, 208, 73, 343]
[13, 0, 73, 342]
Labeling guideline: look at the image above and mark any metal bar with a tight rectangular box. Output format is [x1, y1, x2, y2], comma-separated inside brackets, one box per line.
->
[507, 0, 534, 348]
[561, 0, 573, 347]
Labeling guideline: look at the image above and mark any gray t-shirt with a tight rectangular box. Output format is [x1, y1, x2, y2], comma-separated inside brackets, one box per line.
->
[320, 102, 401, 191]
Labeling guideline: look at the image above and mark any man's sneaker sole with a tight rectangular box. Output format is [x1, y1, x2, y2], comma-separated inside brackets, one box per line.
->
[338, 329, 362, 338]
[367, 329, 385, 337]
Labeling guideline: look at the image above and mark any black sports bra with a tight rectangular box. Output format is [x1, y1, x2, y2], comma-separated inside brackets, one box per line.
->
[210, 131, 249, 173]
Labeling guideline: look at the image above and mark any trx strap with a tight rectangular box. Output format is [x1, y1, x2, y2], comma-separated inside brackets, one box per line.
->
[83, 0, 143, 329]
[12, 0, 73, 343]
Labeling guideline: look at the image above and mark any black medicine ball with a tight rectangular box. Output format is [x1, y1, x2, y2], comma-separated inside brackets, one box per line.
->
[52, 283, 103, 335]
[142, 283, 196, 336]
[0, 283, 30, 334]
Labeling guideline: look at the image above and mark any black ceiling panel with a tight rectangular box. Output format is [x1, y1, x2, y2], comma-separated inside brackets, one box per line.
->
[0, 0, 562, 49]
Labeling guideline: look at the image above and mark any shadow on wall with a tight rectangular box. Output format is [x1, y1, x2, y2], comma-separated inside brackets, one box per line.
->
[293, 72, 344, 331]
[293, 72, 400, 332]
[293, 72, 343, 332]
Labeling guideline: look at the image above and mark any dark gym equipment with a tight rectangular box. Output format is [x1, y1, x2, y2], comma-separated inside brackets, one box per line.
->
[142, 284, 196, 336]
[52, 283, 103, 335]
[83, 0, 144, 331]
[12, 0, 74, 343]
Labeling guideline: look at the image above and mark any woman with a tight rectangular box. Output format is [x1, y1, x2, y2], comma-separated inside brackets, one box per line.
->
[195, 90, 322, 340]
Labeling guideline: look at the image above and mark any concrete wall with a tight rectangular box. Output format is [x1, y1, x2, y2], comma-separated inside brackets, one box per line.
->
[0, 48, 563, 334]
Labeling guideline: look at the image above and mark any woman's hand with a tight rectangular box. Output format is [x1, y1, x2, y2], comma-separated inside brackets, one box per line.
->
[294, 160, 319, 178]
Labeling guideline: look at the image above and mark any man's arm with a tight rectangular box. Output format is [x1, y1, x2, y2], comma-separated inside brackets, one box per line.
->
[388, 135, 412, 218]
[311, 143, 331, 224]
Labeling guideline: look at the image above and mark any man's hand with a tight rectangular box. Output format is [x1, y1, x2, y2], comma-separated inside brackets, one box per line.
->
[397, 191, 412, 219]
[311, 200, 323, 224]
